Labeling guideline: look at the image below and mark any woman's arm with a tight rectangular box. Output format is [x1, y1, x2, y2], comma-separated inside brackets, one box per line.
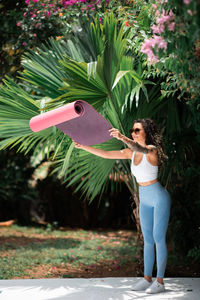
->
[109, 128, 156, 153]
[73, 141, 132, 160]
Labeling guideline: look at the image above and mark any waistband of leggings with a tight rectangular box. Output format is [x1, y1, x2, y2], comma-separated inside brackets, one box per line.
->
[138, 181, 161, 191]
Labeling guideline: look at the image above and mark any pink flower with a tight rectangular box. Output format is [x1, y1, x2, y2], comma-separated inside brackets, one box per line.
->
[169, 10, 174, 19]
[16, 22, 21, 27]
[148, 54, 159, 65]
[156, 9, 174, 25]
[97, 246, 101, 250]
[63, 0, 76, 6]
[52, 266, 56, 270]
[154, 35, 167, 50]
[46, 11, 52, 17]
[152, 8, 175, 34]
[141, 38, 156, 52]
[22, 42, 27, 46]
[187, 9, 193, 16]
[157, 15, 171, 26]
[183, 0, 192, 4]
[32, 0, 39, 2]
[142, 48, 153, 60]
[141, 35, 167, 65]
[25, 0, 30, 4]
[151, 24, 165, 34]
[167, 22, 175, 31]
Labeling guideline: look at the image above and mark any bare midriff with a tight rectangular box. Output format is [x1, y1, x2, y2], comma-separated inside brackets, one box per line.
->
[138, 178, 158, 186]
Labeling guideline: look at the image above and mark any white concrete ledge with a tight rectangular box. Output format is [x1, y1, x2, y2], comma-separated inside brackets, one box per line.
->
[0, 277, 199, 300]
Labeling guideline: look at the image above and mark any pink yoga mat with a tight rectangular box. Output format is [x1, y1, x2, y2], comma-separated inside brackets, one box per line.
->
[29, 100, 113, 145]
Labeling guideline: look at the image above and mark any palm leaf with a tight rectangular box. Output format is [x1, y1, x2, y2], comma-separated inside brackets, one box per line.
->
[48, 57, 108, 110]
[65, 139, 123, 202]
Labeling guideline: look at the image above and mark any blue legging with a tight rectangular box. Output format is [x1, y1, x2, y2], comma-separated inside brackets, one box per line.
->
[139, 182, 171, 278]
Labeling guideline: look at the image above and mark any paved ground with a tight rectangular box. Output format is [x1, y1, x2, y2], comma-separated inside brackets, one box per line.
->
[0, 277, 199, 300]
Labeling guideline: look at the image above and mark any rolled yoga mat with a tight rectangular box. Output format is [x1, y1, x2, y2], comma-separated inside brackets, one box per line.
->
[29, 100, 113, 145]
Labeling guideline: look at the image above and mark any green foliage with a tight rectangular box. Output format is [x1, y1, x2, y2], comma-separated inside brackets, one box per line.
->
[168, 171, 200, 259]
[46, 221, 59, 232]
[0, 150, 38, 224]
[0, 1, 25, 81]
[0, 12, 198, 201]
[0, 76, 53, 155]
[187, 246, 200, 262]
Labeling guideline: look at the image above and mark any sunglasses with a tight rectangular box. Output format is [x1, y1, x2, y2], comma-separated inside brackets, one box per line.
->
[129, 128, 141, 135]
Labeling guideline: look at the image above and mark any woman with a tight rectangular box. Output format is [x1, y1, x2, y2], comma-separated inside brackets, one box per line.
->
[73, 118, 171, 294]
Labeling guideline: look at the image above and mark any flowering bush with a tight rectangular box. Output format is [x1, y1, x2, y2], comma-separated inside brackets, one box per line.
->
[0, 0, 137, 81]
[126, 0, 200, 102]
[16, 0, 65, 48]
[141, 8, 175, 64]
[16, 0, 133, 48]
[140, 0, 198, 67]
[7, 0, 200, 104]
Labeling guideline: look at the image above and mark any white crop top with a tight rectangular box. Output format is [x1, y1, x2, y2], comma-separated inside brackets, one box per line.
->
[131, 151, 158, 183]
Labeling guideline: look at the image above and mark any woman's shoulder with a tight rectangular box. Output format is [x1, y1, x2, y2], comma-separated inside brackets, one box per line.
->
[146, 144, 157, 153]
[120, 148, 133, 160]
[146, 145, 158, 165]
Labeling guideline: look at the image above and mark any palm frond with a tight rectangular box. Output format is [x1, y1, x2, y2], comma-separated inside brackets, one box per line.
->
[95, 12, 129, 93]
[0, 77, 62, 156]
[64, 139, 123, 202]
[48, 57, 108, 110]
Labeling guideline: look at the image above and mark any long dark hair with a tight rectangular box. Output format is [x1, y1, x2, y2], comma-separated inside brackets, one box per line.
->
[133, 118, 167, 167]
